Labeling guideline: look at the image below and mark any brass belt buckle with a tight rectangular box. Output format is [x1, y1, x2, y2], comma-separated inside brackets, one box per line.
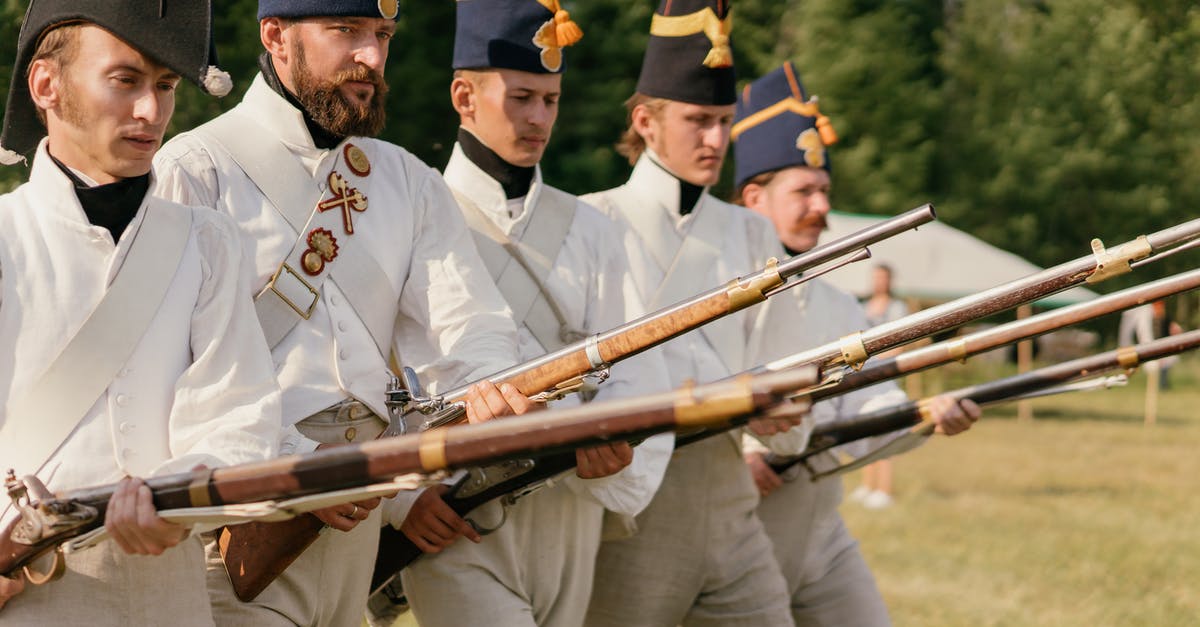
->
[268, 263, 319, 319]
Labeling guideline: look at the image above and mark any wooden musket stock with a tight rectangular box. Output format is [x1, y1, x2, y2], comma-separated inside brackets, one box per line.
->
[1, 368, 816, 592]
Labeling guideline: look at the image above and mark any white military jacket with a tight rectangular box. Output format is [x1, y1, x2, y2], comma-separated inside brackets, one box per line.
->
[154, 76, 520, 439]
[444, 144, 672, 515]
[0, 142, 282, 523]
[743, 278, 908, 469]
[584, 152, 811, 455]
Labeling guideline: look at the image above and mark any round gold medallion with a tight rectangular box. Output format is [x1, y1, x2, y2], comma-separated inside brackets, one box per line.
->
[301, 250, 324, 276]
[378, 0, 399, 20]
[344, 144, 371, 177]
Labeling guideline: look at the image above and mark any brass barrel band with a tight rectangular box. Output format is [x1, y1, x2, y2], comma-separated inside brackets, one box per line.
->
[188, 468, 214, 508]
[726, 258, 784, 309]
[838, 332, 869, 370]
[418, 429, 449, 472]
[946, 338, 969, 363]
[1087, 235, 1153, 284]
[1116, 346, 1141, 369]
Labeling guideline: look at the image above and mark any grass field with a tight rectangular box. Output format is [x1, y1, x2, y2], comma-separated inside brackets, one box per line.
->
[843, 356, 1200, 627]
[386, 356, 1199, 627]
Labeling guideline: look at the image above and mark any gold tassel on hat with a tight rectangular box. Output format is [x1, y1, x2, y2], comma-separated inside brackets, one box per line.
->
[536, 0, 584, 47]
[554, 9, 583, 46]
[650, 7, 734, 69]
[816, 113, 838, 146]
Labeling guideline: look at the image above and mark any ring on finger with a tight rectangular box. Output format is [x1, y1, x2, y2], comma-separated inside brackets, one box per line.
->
[350, 505, 359, 519]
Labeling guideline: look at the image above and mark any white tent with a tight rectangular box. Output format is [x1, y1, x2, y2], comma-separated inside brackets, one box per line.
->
[820, 211, 1099, 307]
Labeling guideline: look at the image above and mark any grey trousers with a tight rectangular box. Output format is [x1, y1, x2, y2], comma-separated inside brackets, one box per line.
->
[0, 535, 213, 627]
[402, 483, 604, 627]
[756, 465, 890, 627]
[586, 435, 795, 627]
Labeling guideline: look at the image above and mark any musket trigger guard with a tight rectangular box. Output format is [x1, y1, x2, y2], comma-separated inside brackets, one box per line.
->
[465, 506, 507, 537]
[23, 548, 65, 585]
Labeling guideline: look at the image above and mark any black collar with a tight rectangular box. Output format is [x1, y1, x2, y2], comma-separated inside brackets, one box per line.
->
[457, 128, 535, 200]
[645, 153, 704, 216]
[49, 153, 147, 242]
[259, 52, 345, 150]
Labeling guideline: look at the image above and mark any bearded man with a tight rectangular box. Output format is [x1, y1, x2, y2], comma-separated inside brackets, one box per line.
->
[154, 2, 530, 626]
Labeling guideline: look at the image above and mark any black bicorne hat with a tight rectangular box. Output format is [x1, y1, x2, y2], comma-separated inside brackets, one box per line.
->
[453, 0, 583, 74]
[635, 0, 736, 105]
[0, 0, 230, 164]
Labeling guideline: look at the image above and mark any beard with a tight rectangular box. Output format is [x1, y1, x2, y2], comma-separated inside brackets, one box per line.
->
[290, 43, 388, 138]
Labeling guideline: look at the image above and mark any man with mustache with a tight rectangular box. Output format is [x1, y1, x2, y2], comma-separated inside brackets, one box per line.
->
[579, 2, 815, 625]
[733, 61, 980, 627]
[386, 3, 673, 626]
[0, 1, 281, 623]
[154, 1, 528, 625]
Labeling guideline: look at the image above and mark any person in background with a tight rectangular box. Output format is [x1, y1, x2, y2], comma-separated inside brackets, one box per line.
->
[852, 263, 911, 509]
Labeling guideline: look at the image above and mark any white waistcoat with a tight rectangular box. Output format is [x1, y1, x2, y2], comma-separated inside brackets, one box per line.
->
[0, 142, 281, 525]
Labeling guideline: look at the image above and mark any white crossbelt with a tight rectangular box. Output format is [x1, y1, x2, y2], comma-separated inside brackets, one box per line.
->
[193, 111, 397, 361]
[2, 203, 193, 478]
[454, 185, 583, 353]
[610, 187, 745, 372]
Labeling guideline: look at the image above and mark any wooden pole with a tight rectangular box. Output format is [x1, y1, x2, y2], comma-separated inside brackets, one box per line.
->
[1016, 304, 1034, 422]
[1144, 364, 1160, 426]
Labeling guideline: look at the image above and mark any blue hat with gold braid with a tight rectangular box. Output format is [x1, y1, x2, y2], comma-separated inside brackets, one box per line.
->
[732, 61, 838, 188]
[257, 0, 400, 20]
[636, 0, 736, 105]
[453, 0, 582, 73]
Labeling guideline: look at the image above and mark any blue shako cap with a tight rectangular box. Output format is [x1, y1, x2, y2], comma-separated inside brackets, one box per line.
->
[453, 0, 583, 74]
[635, 0, 736, 105]
[257, 0, 400, 21]
[732, 61, 838, 189]
[1, 0, 230, 163]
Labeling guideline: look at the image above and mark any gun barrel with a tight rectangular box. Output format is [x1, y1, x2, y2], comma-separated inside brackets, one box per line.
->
[761, 218, 1200, 374]
[425, 205, 937, 424]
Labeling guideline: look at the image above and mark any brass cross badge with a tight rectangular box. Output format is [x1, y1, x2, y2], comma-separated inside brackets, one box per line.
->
[318, 171, 368, 234]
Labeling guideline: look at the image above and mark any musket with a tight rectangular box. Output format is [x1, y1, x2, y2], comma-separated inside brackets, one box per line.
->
[0, 368, 815, 594]
[771, 327, 1200, 477]
[367, 221, 1200, 594]
[391, 205, 936, 433]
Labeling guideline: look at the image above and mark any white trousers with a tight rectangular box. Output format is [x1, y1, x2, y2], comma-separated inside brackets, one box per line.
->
[0, 535, 213, 627]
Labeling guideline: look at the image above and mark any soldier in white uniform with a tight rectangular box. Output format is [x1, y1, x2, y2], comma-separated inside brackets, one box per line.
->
[581, 2, 813, 625]
[732, 61, 981, 627]
[393, 3, 673, 626]
[0, 2, 281, 624]
[153, 1, 530, 625]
